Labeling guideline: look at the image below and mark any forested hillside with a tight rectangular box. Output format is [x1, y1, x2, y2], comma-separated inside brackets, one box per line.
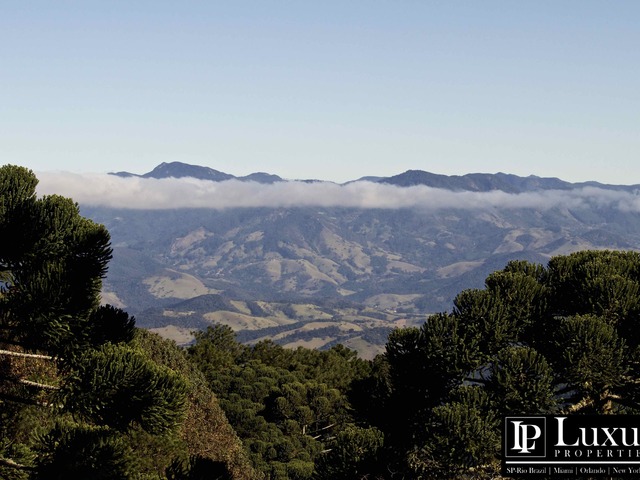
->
[4, 165, 640, 479]
[183, 249, 640, 478]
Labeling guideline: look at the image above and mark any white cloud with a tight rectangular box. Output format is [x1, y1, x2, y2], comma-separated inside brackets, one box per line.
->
[35, 172, 640, 212]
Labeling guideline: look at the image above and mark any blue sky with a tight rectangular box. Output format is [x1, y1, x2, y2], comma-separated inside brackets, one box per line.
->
[2, 1, 639, 184]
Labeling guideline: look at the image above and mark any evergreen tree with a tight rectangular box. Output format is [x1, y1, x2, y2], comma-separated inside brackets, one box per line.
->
[188, 326, 373, 479]
[0, 165, 116, 357]
[378, 251, 640, 478]
[313, 424, 384, 480]
[0, 165, 189, 478]
[61, 343, 187, 433]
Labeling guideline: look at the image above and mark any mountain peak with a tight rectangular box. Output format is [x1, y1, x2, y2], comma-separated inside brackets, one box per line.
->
[110, 162, 284, 184]
[238, 172, 284, 184]
[142, 162, 234, 181]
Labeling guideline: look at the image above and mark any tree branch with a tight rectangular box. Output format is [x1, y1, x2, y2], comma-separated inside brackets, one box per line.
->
[1, 374, 59, 391]
[9, 377, 59, 390]
[0, 392, 51, 407]
[563, 397, 593, 414]
[0, 455, 35, 471]
[0, 349, 54, 360]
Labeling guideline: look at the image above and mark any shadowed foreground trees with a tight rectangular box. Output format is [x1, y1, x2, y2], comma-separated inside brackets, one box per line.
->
[0, 165, 254, 479]
[0, 165, 186, 478]
[373, 251, 640, 478]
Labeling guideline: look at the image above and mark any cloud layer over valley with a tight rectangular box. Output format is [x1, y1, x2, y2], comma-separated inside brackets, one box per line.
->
[36, 172, 640, 213]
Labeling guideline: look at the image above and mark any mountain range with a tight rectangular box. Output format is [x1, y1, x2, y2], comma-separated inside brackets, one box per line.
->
[113, 161, 639, 191]
[85, 162, 640, 357]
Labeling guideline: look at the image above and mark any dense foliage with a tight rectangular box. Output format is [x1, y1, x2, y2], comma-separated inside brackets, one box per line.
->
[185, 250, 640, 479]
[0, 166, 254, 479]
[188, 328, 383, 479]
[374, 251, 640, 478]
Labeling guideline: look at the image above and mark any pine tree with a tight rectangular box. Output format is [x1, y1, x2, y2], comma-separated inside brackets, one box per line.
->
[379, 250, 640, 477]
[0, 165, 188, 477]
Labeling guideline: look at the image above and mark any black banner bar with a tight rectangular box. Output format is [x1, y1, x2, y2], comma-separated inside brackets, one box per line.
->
[503, 415, 640, 477]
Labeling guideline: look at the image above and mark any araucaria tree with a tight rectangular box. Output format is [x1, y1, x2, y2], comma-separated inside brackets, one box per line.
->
[378, 251, 640, 478]
[0, 165, 187, 479]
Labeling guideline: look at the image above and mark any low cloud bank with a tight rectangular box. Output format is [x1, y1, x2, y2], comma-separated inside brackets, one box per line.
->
[36, 172, 640, 212]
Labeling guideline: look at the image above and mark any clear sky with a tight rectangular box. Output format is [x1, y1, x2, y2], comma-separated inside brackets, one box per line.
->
[1, 1, 639, 184]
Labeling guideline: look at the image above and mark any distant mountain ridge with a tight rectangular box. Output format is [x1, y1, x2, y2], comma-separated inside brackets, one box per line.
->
[95, 161, 640, 356]
[111, 161, 639, 192]
[111, 161, 284, 184]
[383, 170, 576, 192]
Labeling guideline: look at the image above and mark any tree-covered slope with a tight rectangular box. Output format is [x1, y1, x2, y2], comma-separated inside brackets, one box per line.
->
[0, 165, 255, 479]
[182, 250, 640, 479]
